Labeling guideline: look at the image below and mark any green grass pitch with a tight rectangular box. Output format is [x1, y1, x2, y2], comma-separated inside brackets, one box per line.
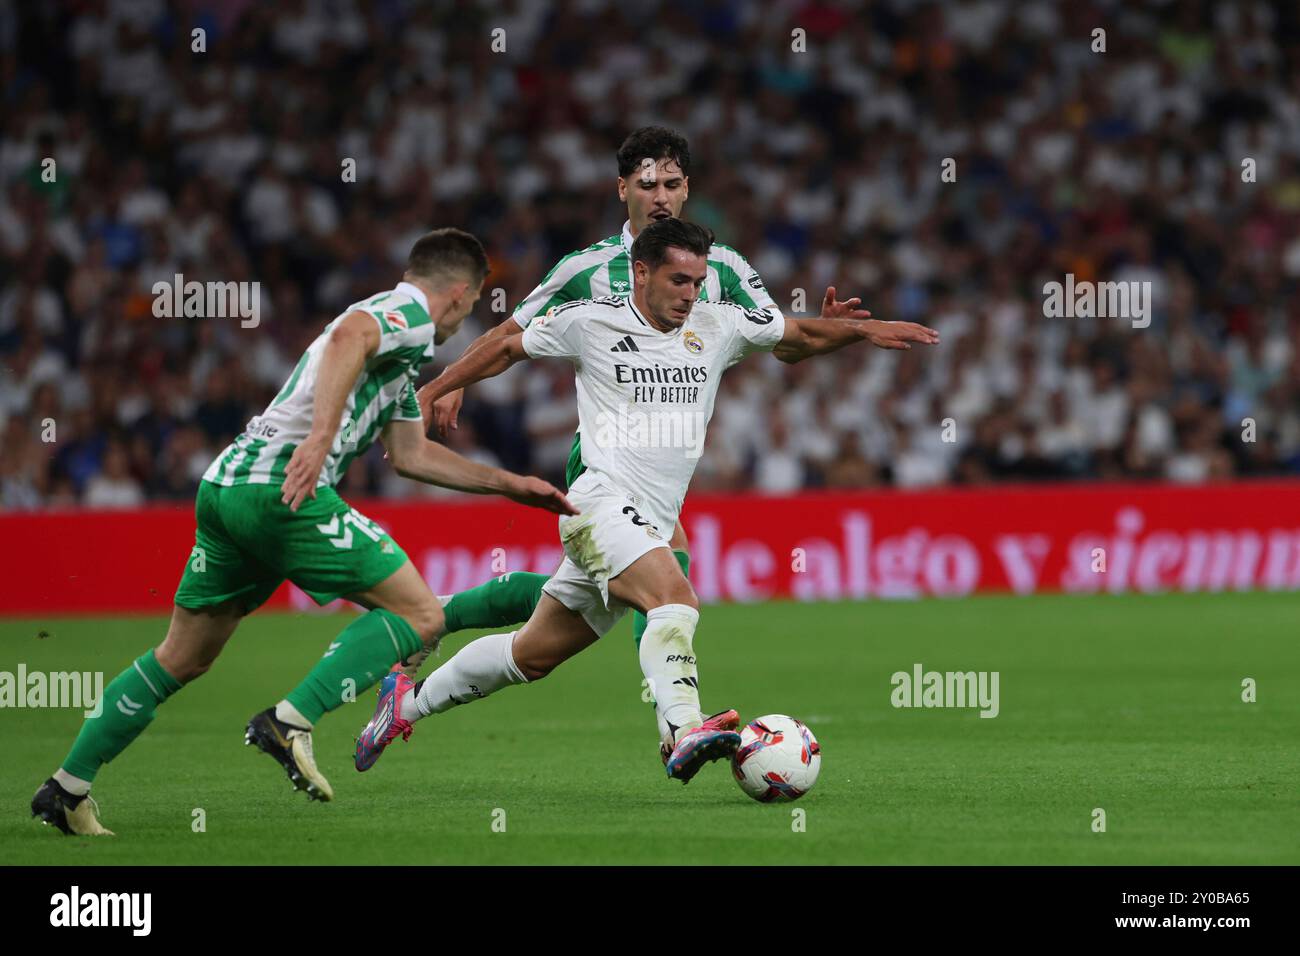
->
[1, 592, 1296, 865]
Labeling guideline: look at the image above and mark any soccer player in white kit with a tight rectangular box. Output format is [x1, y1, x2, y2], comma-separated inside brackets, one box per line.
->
[354, 219, 939, 783]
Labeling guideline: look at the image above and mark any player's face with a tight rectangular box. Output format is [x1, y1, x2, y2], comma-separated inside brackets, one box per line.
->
[637, 248, 707, 330]
[434, 279, 482, 344]
[618, 157, 689, 234]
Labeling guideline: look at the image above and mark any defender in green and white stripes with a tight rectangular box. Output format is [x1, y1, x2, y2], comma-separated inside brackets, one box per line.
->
[512, 223, 779, 331]
[203, 283, 434, 490]
[32, 229, 577, 836]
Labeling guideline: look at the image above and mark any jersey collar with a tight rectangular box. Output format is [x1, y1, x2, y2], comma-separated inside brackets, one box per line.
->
[620, 220, 635, 254]
[627, 294, 682, 335]
[627, 294, 649, 327]
[395, 280, 430, 317]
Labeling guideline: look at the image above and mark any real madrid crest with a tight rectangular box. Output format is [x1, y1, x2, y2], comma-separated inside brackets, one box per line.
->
[683, 330, 704, 353]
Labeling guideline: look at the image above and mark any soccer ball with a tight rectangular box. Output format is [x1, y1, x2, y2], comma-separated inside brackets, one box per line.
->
[730, 714, 821, 802]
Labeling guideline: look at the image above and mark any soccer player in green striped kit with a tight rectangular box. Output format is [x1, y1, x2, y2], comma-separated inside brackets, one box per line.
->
[30, 229, 576, 836]
[415, 127, 872, 763]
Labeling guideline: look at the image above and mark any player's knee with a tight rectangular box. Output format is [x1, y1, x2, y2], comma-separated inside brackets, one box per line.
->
[516, 658, 554, 682]
[510, 644, 559, 682]
[664, 579, 699, 611]
[155, 640, 209, 684]
[620, 569, 699, 613]
[183, 659, 216, 682]
[157, 602, 239, 684]
[514, 660, 551, 686]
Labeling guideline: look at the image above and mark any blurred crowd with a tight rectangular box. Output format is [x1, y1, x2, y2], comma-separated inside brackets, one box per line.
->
[2, 0, 1299, 510]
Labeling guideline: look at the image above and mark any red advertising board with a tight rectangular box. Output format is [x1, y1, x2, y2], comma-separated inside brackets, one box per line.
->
[3, 480, 1299, 616]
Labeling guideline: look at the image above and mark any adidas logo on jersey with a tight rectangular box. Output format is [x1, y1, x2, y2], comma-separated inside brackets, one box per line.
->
[610, 335, 640, 353]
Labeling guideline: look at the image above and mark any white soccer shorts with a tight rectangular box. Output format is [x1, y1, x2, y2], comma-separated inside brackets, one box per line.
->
[541, 472, 672, 636]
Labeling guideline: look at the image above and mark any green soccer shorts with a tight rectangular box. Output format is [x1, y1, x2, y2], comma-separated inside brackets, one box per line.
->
[174, 481, 408, 613]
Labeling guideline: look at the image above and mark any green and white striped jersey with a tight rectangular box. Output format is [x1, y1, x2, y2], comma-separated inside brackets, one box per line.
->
[202, 282, 435, 489]
[511, 220, 781, 328]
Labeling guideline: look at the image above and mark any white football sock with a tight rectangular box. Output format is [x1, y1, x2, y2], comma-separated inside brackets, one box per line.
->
[54, 768, 92, 797]
[275, 699, 311, 730]
[404, 631, 528, 720]
[639, 604, 703, 744]
[654, 705, 674, 754]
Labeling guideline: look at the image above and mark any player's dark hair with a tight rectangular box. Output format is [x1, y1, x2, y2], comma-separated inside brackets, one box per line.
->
[630, 218, 714, 270]
[617, 126, 691, 178]
[406, 228, 489, 287]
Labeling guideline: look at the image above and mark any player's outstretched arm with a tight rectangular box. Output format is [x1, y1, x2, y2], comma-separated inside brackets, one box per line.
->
[281, 311, 379, 511]
[381, 419, 577, 515]
[416, 324, 528, 433]
[774, 313, 939, 364]
[423, 316, 525, 437]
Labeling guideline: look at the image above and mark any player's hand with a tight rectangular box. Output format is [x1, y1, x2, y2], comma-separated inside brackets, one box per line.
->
[432, 389, 465, 437]
[820, 286, 871, 321]
[861, 319, 940, 351]
[416, 383, 440, 437]
[504, 475, 580, 516]
[281, 434, 331, 511]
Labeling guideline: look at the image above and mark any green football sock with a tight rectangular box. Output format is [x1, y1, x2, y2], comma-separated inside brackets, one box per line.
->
[633, 550, 691, 649]
[285, 608, 422, 724]
[440, 571, 549, 634]
[61, 649, 182, 783]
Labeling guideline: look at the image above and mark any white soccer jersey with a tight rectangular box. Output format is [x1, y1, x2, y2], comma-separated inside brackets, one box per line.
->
[203, 281, 435, 489]
[521, 295, 786, 529]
